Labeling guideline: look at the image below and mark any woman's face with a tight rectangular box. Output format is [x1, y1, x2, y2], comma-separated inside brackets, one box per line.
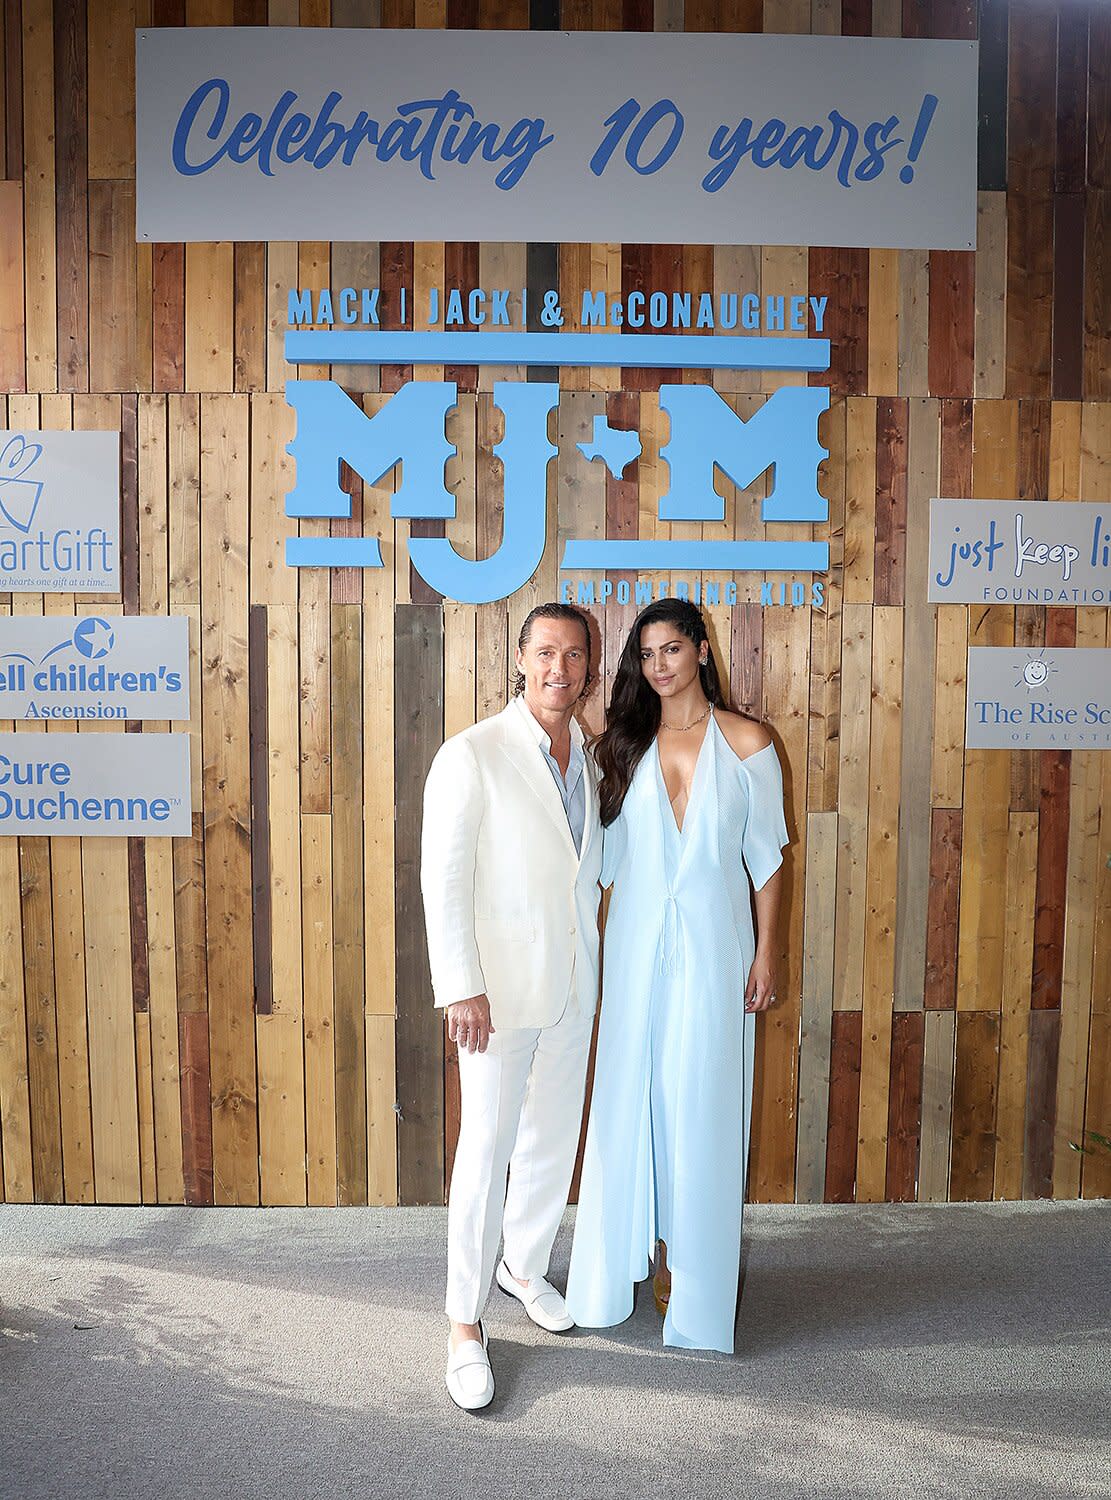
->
[638, 621, 706, 700]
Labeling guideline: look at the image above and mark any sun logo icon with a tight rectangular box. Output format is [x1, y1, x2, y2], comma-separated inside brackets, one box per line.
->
[1017, 651, 1056, 693]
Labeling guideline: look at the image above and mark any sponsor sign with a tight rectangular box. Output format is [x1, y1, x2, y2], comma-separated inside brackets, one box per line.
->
[930, 499, 1111, 604]
[966, 648, 1111, 750]
[0, 732, 192, 835]
[0, 616, 190, 721]
[0, 430, 119, 592]
[136, 28, 978, 250]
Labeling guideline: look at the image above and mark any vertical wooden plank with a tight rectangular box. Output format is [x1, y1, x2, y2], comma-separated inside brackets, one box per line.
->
[918, 1008, 956, 1201]
[897, 251, 929, 397]
[234, 242, 266, 393]
[87, 0, 133, 176]
[0, 179, 23, 391]
[855, 607, 902, 1202]
[928, 251, 975, 397]
[200, 394, 258, 1204]
[894, 399, 938, 1010]
[50, 837, 93, 1203]
[88, 181, 139, 392]
[22, 0, 56, 391]
[795, 811, 836, 1204]
[924, 808, 961, 1010]
[1023, 1006, 1060, 1198]
[1005, 0, 1055, 398]
[1080, 1014, 1111, 1200]
[809, 247, 867, 396]
[833, 603, 871, 1010]
[53, 0, 87, 393]
[3, 0, 23, 183]
[153, 245, 185, 393]
[82, 835, 141, 1202]
[974, 192, 1006, 398]
[0, 841, 32, 1200]
[20, 839, 62, 1201]
[867, 249, 898, 395]
[395, 605, 444, 1204]
[367, 1012, 398, 1207]
[333, 602, 367, 1205]
[143, 837, 184, 1203]
[302, 813, 337, 1206]
[843, 397, 875, 603]
[749, 603, 807, 1204]
[885, 1011, 924, 1201]
[185, 244, 235, 392]
[823, 1010, 861, 1203]
[873, 396, 907, 607]
[994, 811, 1037, 1200]
[949, 1011, 999, 1201]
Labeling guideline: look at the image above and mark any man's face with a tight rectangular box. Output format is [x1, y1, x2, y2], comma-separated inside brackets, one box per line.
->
[516, 617, 589, 717]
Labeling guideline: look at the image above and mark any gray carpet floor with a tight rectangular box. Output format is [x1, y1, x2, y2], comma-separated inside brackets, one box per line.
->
[0, 1201, 1108, 1500]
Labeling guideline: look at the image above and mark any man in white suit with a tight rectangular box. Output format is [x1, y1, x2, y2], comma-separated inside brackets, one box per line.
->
[421, 602, 602, 1411]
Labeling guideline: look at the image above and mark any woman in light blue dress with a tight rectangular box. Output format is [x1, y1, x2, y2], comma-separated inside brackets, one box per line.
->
[566, 598, 788, 1354]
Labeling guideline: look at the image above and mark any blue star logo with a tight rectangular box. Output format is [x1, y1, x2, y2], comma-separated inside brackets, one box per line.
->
[576, 416, 642, 479]
[73, 618, 115, 660]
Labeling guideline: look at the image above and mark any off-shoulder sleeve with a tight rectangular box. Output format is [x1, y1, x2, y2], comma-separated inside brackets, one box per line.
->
[740, 743, 790, 891]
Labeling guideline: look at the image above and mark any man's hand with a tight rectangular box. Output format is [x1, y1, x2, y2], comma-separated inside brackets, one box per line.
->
[447, 995, 495, 1054]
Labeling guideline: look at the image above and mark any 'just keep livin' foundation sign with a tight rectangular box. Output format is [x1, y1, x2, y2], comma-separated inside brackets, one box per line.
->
[135, 29, 978, 250]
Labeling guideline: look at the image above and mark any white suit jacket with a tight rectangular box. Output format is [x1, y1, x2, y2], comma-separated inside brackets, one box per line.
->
[421, 696, 603, 1030]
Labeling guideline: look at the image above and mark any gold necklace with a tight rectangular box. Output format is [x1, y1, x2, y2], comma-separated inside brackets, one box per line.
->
[660, 702, 712, 732]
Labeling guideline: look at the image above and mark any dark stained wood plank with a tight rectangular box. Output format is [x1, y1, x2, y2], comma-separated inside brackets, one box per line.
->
[1031, 746, 1070, 1011]
[885, 1010, 924, 1202]
[809, 248, 867, 397]
[924, 808, 961, 1010]
[447, 0, 478, 22]
[1056, 3, 1089, 195]
[380, 241, 413, 394]
[20, 839, 62, 1203]
[978, 0, 1008, 190]
[127, 838, 150, 1014]
[620, 243, 681, 392]
[1005, 1, 1056, 398]
[1022, 1005, 1059, 1198]
[4, 0, 22, 182]
[873, 396, 907, 608]
[1084, 189, 1111, 400]
[824, 1010, 862, 1204]
[53, 0, 87, 392]
[949, 1011, 999, 1201]
[927, 251, 974, 397]
[840, 0, 870, 37]
[1006, 194, 1054, 398]
[234, 242, 266, 392]
[1017, 397, 1051, 499]
[248, 605, 273, 1016]
[395, 604, 444, 1205]
[332, 603, 367, 1206]
[927, 0, 974, 39]
[1088, 2, 1111, 189]
[1052, 194, 1085, 402]
[233, 0, 266, 19]
[153, 244, 184, 393]
[178, 1009, 214, 1205]
[527, 239, 559, 384]
[89, 180, 139, 393]
[444, 242, 479, 392]
[939, 397, 973, 497]
[730, 602, 763, 719]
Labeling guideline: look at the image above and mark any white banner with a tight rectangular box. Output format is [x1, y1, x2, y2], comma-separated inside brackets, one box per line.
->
[0, 733, 192, 836]
[136, 28, 978, 250]
[0, 615, 190, 721]
[0, 430, 119, 592]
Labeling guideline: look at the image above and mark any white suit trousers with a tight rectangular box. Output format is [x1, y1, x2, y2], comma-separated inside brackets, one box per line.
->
[445, 1004, 594, 1324]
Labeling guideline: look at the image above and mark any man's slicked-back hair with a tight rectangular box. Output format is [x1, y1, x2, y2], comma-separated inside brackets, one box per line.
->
[514, 602, 595, 697]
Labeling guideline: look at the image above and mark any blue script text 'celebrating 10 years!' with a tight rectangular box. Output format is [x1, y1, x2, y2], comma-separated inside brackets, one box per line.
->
[171, 78, 940, 195]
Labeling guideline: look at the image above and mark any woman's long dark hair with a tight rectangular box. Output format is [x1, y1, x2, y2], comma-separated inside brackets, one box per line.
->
[595, 598, 731, 826]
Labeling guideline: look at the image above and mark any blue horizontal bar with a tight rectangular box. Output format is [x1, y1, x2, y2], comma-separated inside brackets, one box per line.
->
[285, 330, 830, 373]
[560, 539, 829, 572]
[286, 536, 384, 569]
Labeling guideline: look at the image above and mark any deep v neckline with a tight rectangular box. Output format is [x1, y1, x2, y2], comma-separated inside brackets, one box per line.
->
[655, 711, 715, 837]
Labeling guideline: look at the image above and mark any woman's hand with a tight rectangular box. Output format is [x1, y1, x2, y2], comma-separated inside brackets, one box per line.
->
[744, 954, 777, 1013]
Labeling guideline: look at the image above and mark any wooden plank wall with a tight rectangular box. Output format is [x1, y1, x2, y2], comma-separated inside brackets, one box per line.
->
[0, 0, 1108, 1208]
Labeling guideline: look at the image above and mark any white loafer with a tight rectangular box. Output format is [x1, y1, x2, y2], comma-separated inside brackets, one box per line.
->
[495, 1260, 575, 1333]
[445, 1322, 494, 1411]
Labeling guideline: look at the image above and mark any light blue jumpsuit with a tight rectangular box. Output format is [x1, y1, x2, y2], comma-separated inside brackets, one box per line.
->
[566, 714, 788, 1353]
